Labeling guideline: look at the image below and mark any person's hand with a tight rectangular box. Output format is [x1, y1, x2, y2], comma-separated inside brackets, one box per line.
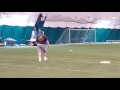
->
[36, 44, 39, 46]
[48, 45, 50, 48]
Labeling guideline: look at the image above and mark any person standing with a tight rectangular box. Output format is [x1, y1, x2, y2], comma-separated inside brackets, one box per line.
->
[36, 31, 50, 62]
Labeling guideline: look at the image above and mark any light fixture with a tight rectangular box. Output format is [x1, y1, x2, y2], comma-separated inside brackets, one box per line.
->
[112, 16, 116, 19]
[58, 13, 62, 16]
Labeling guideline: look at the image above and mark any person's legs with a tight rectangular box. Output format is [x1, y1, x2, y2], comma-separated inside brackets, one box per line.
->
[42, 44, 47, 61]
[38, 51, 41, 61]
[38, 44, 42, 61]
[43, 51, 47, 61]
[38, 44, 48, 61]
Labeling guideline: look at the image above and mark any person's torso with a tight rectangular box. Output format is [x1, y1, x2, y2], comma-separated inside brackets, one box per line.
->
[37, 35, 47, 44]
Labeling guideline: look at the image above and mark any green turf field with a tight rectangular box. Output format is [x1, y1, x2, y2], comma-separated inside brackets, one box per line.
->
[0, 43, 120, 78]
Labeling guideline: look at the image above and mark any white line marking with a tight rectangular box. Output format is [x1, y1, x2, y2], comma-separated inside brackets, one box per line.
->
[0, 63, 120, 76]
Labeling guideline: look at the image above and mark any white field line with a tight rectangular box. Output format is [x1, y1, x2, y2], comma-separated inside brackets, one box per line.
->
[0, 63, 120, 77]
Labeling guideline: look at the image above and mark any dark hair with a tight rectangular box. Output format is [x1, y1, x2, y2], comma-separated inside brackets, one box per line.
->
[40, 31, 44, 33]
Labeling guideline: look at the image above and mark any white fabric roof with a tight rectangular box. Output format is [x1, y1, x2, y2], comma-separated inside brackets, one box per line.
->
[1, 12, 120, 28]
[43, 12, 120, 29]
[0, 12, 41, 26]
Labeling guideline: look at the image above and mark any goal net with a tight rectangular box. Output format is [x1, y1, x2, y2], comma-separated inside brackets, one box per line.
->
[55, 28, 96, 44]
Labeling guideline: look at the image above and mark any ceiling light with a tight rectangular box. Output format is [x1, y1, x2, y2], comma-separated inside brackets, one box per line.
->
[112, 16, 116, 19]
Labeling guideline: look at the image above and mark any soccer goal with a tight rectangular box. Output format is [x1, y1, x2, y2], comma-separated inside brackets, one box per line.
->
[55, 28, 96, 44]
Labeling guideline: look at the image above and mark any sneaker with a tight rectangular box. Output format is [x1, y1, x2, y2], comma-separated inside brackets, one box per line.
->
[39, 58, 41, 62]
[44, 57, 47, 61]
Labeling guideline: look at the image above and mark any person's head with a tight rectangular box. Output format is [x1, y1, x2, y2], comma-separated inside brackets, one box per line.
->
[40, 31, 44, 35]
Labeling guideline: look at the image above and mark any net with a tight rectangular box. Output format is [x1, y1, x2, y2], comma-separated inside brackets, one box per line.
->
[55, 28, 96, 44]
